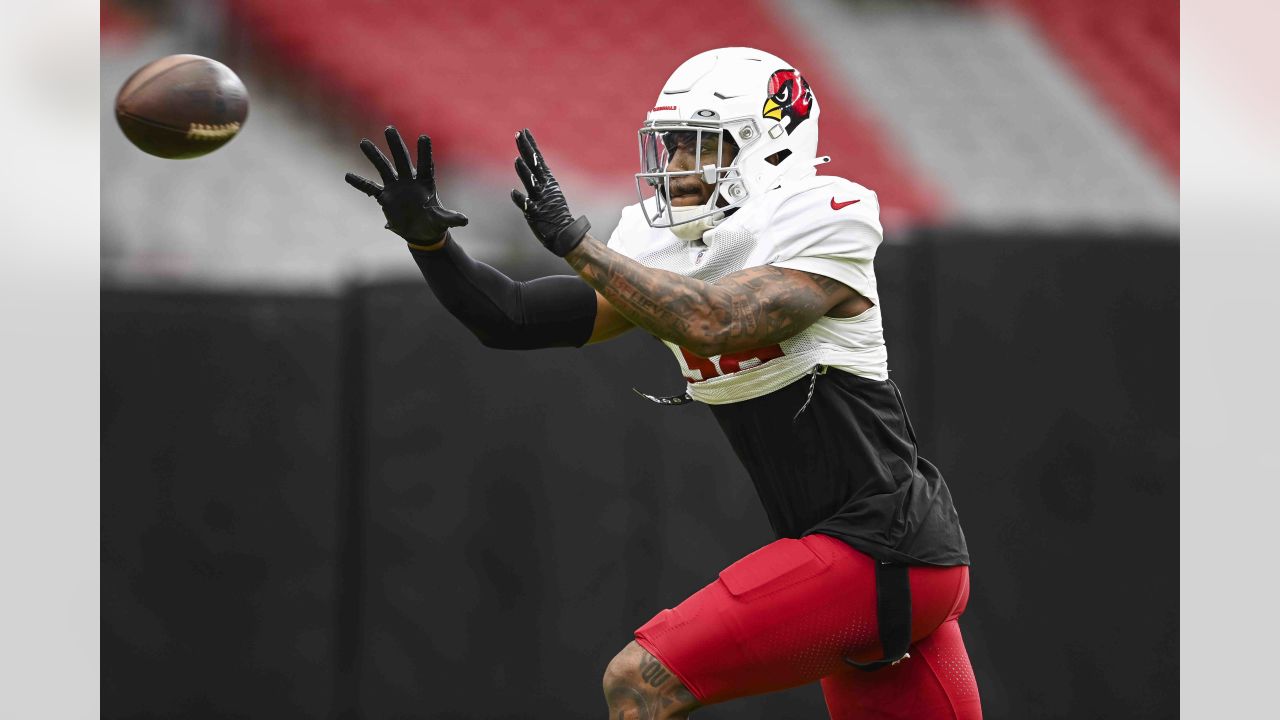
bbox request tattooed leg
[603,641,700,720]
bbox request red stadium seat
[991,0,1178,178]
[223,0,940,223]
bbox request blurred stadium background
[101,1,1178,718]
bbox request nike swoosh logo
[831,197,861,210]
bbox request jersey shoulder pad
[775,176,880,225]
[756,176,883,264]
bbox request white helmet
[636,47,827,240]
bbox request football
[115,54,249,159]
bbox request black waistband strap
[846,561,912,672]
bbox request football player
[345,47,980,720]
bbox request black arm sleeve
[409,236,597,350]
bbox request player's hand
[345,126,469,246]
[510,128,591,257]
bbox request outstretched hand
[345,126,469,246]
[510,128,591,257]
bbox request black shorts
[707,367,969,567]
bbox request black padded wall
[917,233,1179,719]
[101,292,345,719]
[347,283,814,718]
[101,232,1177,719]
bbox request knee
[602,642,647,697]
[602,641,698,717]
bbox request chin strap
[668,205,726,242]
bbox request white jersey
[607,174,889,405]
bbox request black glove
[510,128,590,257]
[345,126,469,245]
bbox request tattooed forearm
[566,235,851,357]
[567,235,707,348]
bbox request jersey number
[680,344,785,383]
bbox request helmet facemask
[635,119,757,241]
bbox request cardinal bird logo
[762,69,814,135]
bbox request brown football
[115,54,249,159]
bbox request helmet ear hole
[765,149,792,166]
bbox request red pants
[634,534,981,719]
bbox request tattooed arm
[567,234,867,357]
[504,128,865,352]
